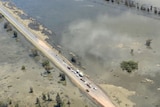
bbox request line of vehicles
[63,61,97,92]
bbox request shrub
[120,60,138,73]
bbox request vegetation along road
[0,4,115,107]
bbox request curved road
[0,4,115,107]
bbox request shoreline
[1,1,52,41]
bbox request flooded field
[3,0,160,106]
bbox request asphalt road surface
[0,4,115,107]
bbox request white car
[93,87,97,90]
[76,69,80,73]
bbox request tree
[71,57,76,63]
[145,39,152,48]
[29,87,33,93]
[125,0,129,6]
[42,60,53,73]
[59,73,66,81]
[4,22,9,29]
[120,60,138,73]
[67,100,71,107]
[56,93,62,107]
[154,7,157,14]
[35,98,40,105]
[150,5,153,11]
[13,31,18,38]
[42,93,46,101]
[21,65,26,70]
[42,60,50,67]
[31,49,39,57]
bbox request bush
[120,60,138,73]
[145,39,152,47]
[42,60,49,67]
[4,22,9,29]
[21,65,26,70]
[31,49,38,57]
[13,31,18,38]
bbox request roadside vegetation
[42,59,53,74]
[145,39,152,49]
[58,73,67,86]
[0,9,91,107]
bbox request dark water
[11,0,117,42]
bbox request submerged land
[0,0,160,107]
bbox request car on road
[67,66,71,70]
[93,87,97,90]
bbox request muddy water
[9,0,160,106]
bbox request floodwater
[9,0,160,106]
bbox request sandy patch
[100,84,136,107]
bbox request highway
[0,4,115,107]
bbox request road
[0,4,115,107]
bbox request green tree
[120,60,138,73]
